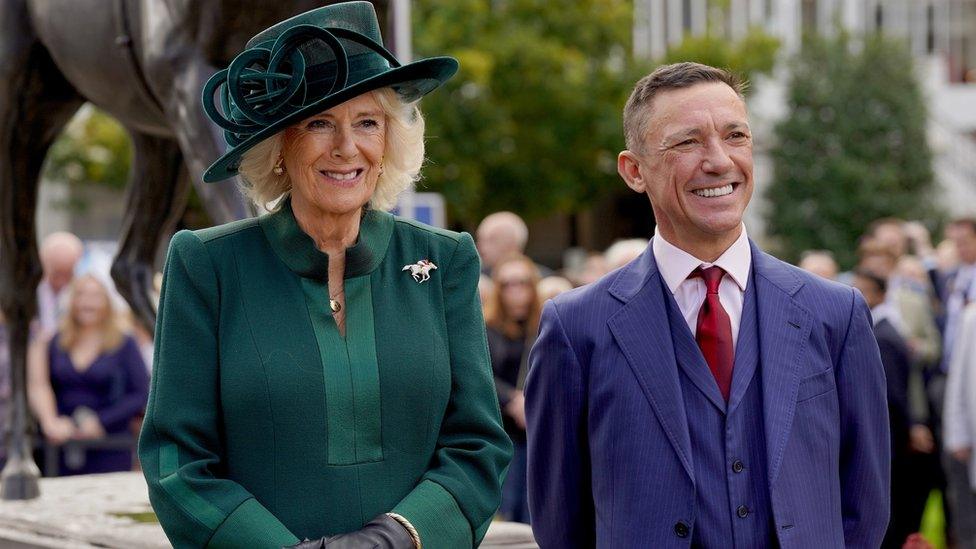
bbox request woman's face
[71,277,110,328]
[496,261,536,321]
[283,92,386,218]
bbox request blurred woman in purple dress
[28,274,149,475]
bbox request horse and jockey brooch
[402,260,437,283]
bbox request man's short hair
[853,268,887,295]
[623,62,747,153]
[857,237,898,262]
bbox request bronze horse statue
[0,0,389,498]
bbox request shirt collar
[259,197,394,280]
[652,224,751,294]
[871,302,897,327]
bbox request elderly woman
[138,3,511,548]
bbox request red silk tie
[690,266,734,401]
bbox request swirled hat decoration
[201,1,458,182]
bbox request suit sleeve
[391,232,513,548]
[877,331,911,446]
[836,290,891,548]
[525,300,595,548]
[138,231,300,549]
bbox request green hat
[201,1,458,182]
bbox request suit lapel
[607,247,695,483]
[752,243,814,486]
[728,272,759,415]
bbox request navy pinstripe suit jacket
[525,239,890,548]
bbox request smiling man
[525,62,890,548]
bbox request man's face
[619,82,753,249]
[948,223,976,265]
[476,224,519,269]
[852,275,884,309]
[873,223,907,258]
[43,255,79,294]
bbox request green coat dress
[138,199,512,549]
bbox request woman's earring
[273,157,285,176]
[378,157,384,175]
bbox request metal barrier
[38,434,137,477]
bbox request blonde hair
[484,254,543,340]
[58,274,125,353]
[238,87,426,212]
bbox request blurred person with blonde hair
[27,273,149,475]
[484,253,542,524]
[37,231,84,335]
[478,273,495,309]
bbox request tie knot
[691,266,725,294]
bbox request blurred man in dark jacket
[853,269,917,548]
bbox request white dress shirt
[652,225,752,350]
[36,280,61,336]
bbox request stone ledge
[0,472,537,548]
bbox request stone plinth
[0,472,537,548]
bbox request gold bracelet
[385,512,422,549]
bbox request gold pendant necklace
[329,298,341,313]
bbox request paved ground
[0,472,537,548]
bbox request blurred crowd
[3,212,976,547]
[475,211,652,525]
[0,231,155,477]
[797,217,976,549]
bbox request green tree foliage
[661,31,780,91]
[767,33,939,267]
[44,106,132,189]
[413,0,779,225]
[413,0,647,224]
[661,0,779,84]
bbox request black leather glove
[283,515,414,549]
[322,514,415,549]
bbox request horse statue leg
[110,131,189,336]
[0,0,83,499]
[165,58,253,224]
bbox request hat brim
[203,56,458,183]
